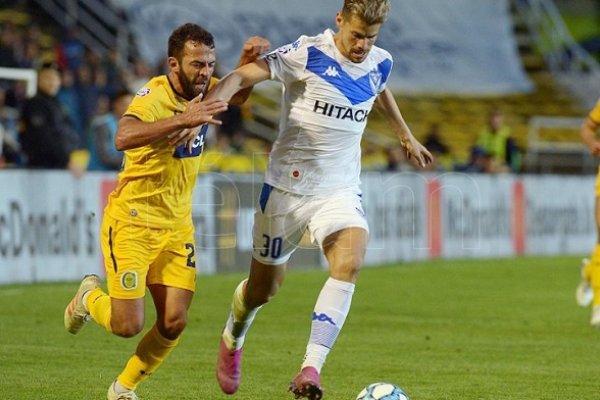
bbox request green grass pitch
[1,256,600,399]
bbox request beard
[178,70,204,100]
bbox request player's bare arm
[178,38,270,151]
[114,96,227,151]
[375,88,433,168]
[581,117,600,156]
[230,36,271,105]
[205,60,271,103]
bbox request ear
[335,12,343,29]
[168,56,179,72]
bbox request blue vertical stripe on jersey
[305,46,392,105]
[259,183,274,213]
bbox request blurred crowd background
[0,0,599,176]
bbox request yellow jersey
[105,75,217,229]
[590,99,600,123]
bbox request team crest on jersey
[120,271,138,290]
[369,69,383,94]
[136,87,151,97]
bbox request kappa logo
[323,66,340,78]
[312,312,336,326]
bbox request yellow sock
[583,259,592,282]
[117,324,179,390]
[590,244,600,306]
[232,279,249,321]
[223,279,261,350]
[86,288,112,333]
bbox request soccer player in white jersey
[205,1,432,398]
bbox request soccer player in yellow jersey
[577,98,600,327]
[63,23,270,399]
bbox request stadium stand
[0,0,598,174]
[240,0,597,174]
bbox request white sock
[301,277,355,373]
[223,279,261,350]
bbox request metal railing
[525,115,596,173]
[512,0,600,109]
[30,0,130,60]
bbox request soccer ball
[355,382,409,400]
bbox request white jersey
[263,29,393,195]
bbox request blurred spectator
[423,123,449,155]
[55,27,85,71]
[20,63,85,176]
[0,86,21,167]
[93,94,111,116]
[118,59,153,94]
[454,146,490,173]
[0,23,19,67]
[5,80,27,109]
[18,40,41,69]
[76,63,101,137]
[386,146,404,171]
[102,48,125,97]
[476,108,521,173]
[219,103,244,137]
[22,24,42,47]
[0,87,19,140]
[422,122,453,171]
[56,68,83,134]
[87,90,132,171]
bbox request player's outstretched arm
[581,116,600,156]
[375,88,433,168]
[115,96,227,151]
[205,60,271,105]
[230,36,271,105]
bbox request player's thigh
[100,215,156,300]
[309,188,369,281]
[147,224,197,294]
[252,184,306,265]
[309,187,369,246]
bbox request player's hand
[181,93,228,129]
[241,36,271,61]
[400,135,434,168]
[588,140,600,156]
[168,127,199,148]
[169,94,227,147]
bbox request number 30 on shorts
[258,234,282,259]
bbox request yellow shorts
[596,170,600,197]
[100,214,197,299]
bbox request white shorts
[252,184,369,265]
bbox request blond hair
[341,0,390,25]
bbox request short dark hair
[168,23,215,61]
